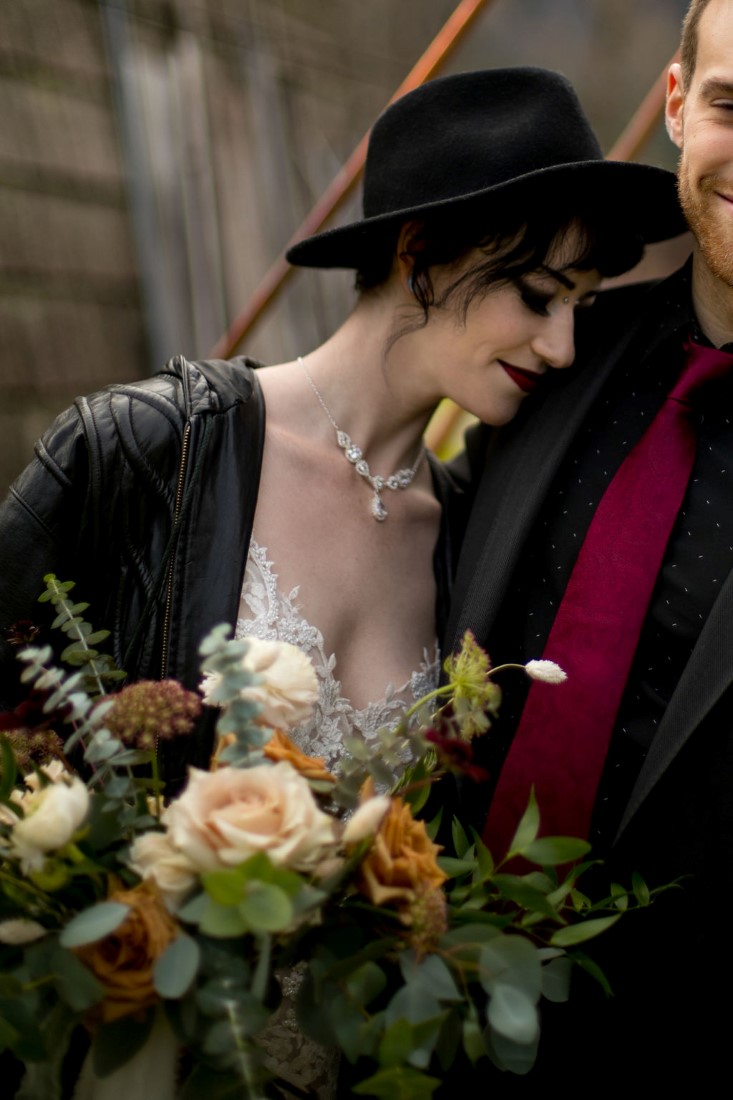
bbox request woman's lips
[499,362,542,393]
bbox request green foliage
[39,574,125,695]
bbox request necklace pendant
[336,431,350,449]
[345,445,362,463]
[371,493,388,522]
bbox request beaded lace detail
[235,539,439,774]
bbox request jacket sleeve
[0,403,94,705]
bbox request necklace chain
[298,356,426,522]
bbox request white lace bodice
[235,539,439,772]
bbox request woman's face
[413,252,601,426]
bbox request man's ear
[666,62,685,149]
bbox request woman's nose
[532,312,576,370]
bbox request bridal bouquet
[0,576,663,1099]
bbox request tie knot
[673,337,733,404]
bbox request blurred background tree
[0,0,687,492]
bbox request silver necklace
[298,356,426,522]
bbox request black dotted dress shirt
[481,281,733,851]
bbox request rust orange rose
[262,730,335,783]
[356,784,447,913]
[75,880,178,1023]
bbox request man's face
[667,0,733,285]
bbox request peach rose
[201,638,318,730]
[128,830,198,910]
[75,880,178,1023]
[163,763,337,874]
[262,730,335,783]
[356,789,447,913]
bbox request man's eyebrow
[540,265,575,289]
[698,77,733,99]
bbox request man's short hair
[681,0,713,87]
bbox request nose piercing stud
[562,296,570,304]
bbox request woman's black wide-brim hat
[286,67,686,270]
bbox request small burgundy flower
[425,728,490,783]
[5,620,42,648]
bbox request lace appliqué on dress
[235,539,439,774]
[235,539,439,1099]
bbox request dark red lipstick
[499,362,542,393]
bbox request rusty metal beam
[607,51,679,161]
[209,0,495,359]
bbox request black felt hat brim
[286,159,687,270]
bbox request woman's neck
[289,292,437,475]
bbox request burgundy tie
[483,338,733,855]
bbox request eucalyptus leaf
[59,902,129,948]
[462,1002,484,1064]
[399,953,461,1003]
[487,982,539,1045]
[386,984,442,1028]
[52,946,104,1010]
[345,961,387,1007]
[199,900,250,939]
[540,955,573,1003]
[240,883,293,932]
[479,935,542,1002]
[202,868,247,907]
[483,1021,539,1075]
[154,934,201,998]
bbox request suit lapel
[618,570,733,839]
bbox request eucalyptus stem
[44,576,106,696]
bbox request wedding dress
[236,539,440,1099]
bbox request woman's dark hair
[355,185,644,327]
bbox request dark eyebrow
[539,264,575,290]
[698,77,733,99]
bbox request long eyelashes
[516,279,552,316]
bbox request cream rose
[163,763,337,873]
[128,830,198,910]
[9,777,90,873]
[201,638,318,730]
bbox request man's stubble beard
[678,156,733,287]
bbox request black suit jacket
[445,263,733,1084]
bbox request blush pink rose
[163,763,337,874]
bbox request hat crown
[363,68,603,219]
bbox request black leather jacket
[0,355,461,787]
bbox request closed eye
[516,279,551,317]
